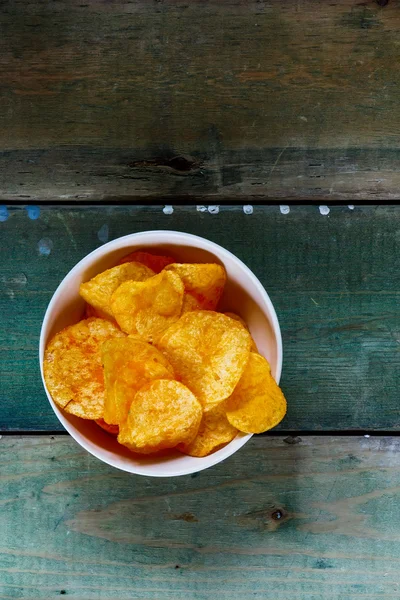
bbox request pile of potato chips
[44,250,287,457]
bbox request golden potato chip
[179,403,238,457]
[102,337,175,425]
[84,302,110,321]
[118,379,202,454]
[80,262,154,319]
[224,312,247,328]
[119,250,175,273]
[181,291,202,313]
[95,419,119,436]
[157,311,251,411]
[110,270,184,342]
[224,312,258,352]
[226,352,287,434]
[165,263,226,311]
[43,318,125,419]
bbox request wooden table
[2,2,400,598]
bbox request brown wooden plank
[1,0,400,201]
[1,435,400,599]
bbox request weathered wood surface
[1,0,400,201]
[1,435,400,599]
[1,204,399,432]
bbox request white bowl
[39,231,282,477]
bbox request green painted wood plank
[1,435,400,599]
[1,0,400,201]
[0,204,399,432]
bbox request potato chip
[44,318,125,419]
[165,263,226,311]
[157,311,251,411]
[226,352,287,434]
[224,312,247,328]
[84,302,110,320]
[95,419,119,436]
[102,337,174,425]
[224,312,258,352]
[119,250,175,273]
[181,291,202,313]
[179,403,238,457]
[111,270,184,342]
[80,262,154,319]
[118,379,202,454]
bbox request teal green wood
[1,435,400,598]
[0,205,399,431]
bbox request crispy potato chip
[181,291,205,313]
[224,312,258,352]
[118,380,202,454]
[119,250,175,273]
[43,318,125,419]
[165,263,226,311]
[95,419,119,436]
[102,337,175,425]
[80,262,154,319]
[179,403,238,457]
[157,311,251,411]
[111,270,184,342]
[226,352,287,434]
[224,312,248,328]
[84,302,110,321]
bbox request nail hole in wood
[271,509,283,521]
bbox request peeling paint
[26,206,40,220]
[97,224,109,244]
[319,205,330,216]
[208,205,219,214]
[38,238,53,256]
[0,206,9,222]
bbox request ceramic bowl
[39,231,282,477]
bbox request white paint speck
[8,273,27,287]
[38,238,53,256]
[364,434,370,438]
[1,273,27,300]
[319,205,330,216]
[280,205,290,215]
[97,224,109,244]
[196,205,207,213]
[0,206,9,222]
[0,273,28,290]
[348,205,355,210]
[299,116,308,122]
[208,205,219,214]
[243,205,253,215]
[163,205,174,215]
[26,205,40,220]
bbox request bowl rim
[39,230,283,476]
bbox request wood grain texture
[1,204,399,432]
[1,0,400,201]
[1,435,400,599]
